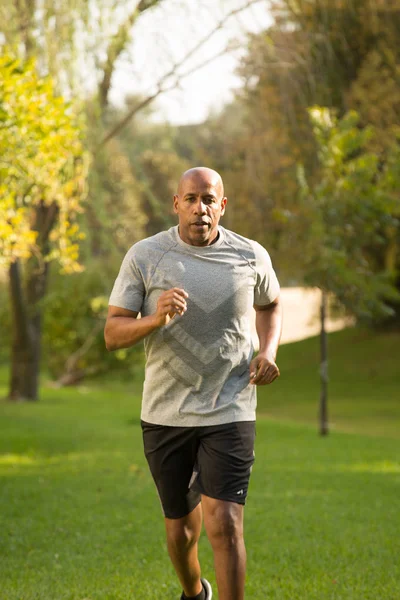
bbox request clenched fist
[249,353,280,385]
[154,287,189,327]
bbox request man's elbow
[104,323,117,352]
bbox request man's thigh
[141,421,201,519]
[193,421,256,504]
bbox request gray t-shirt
[109,225,280,426]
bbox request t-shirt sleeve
[108,248,145,312]
[253,241,280,306]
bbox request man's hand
[249,353,280,385]
[155,287,188,327]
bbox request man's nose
[194,199,207,213]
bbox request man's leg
[165,503,204,598]
[202,495,246,600]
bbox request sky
[109,0,272,125]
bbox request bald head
[177,167,224,198]
[173,166,227,246]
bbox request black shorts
[141,420,256,519]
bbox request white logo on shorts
[236,489,244,495]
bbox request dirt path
[251,287,353,347]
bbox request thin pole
[319,288,329,435]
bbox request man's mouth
[192,221,209,227]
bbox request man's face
[173,172,227,246]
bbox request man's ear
[220,197,228,215]
[173,194,179,214]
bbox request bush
[0,260,145,385]
[42,260,145,384]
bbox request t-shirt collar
[172,225,225,250]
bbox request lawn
[0,327,399,599]
[258,326,400,439]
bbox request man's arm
[249,295,283,385]
[104,287,188,351]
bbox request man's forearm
[105,314,161,351]
[255,301,283,359]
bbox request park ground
[0,327,399,600]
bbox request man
[105,167,282,600]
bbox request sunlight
[0,450,126,468]
[338,461,400,474]
[0,453,36,466]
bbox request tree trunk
[384,225,398,273]
[8,201,57,401]
[319,288,329,436]
[8,260,38,400]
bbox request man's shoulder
[125,228,177,262]
[222,227,269,258]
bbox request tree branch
[136,0,162,11]
[99,0,164,108]
[98,0,264,148]
[14,0,36,57]
[64,320,104,374]
[52,320,105,387]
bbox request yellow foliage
[0,51,90,272]
[90,296,109,314]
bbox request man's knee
[165,517,200,552]
[203,499,244,549]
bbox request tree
[0,0,265,395]
[0,0,265,143]
[1,0,267,258]
[197,0,400,284]
[0,0,163,105]
[0,52,89,400]
[297,106,400,433]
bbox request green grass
[258,327,400,438]
[0,327,399,599]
